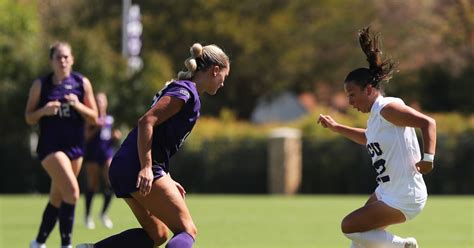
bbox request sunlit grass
[0,195,472,247]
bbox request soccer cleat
[100,214,113,229]
[29,240,46,248]
[85,216,96,229]
[76,244,94,248]
[61,246,73,248]
[405,237,419,248]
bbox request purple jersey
[36,72,86,161]
[109,80,200,198]
[84,115,115,164]
[149,80,201,167]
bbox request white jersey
[365,96,427,205]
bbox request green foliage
[169,108,474,194]
[417,64,474,113]
[0,0,43,193]
[0,0,472,194]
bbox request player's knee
[153,228,168,246]
[153,228,168,245]
[341,216,354,233]
[185,223,197,239]
[141,222,169,246]
[63,186,80,203]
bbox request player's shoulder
[383,96,405,105]
[71,71,84,80]
[169,80,198,96]
[36,72,53,85]
[31,73,52,92]
[377,96,405,111]
[172,80,195,90]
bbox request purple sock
[85,190,94,217]
[58,202,75,246]
[101,189,113,215]
[36,202,59,243]
[95,228,154,248]
[165,232,194,248]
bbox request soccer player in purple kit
[77,42,230,248]
[83,92,122,230]
[25,42,98,248]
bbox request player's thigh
[364,193,378,206]
[363,193,389,230]
[341,200,406,233]
[71,157,83,177]
[42,152,80,202]
[131,174,196,237]
[124,197,169,245]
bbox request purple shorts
[37,145,84,162]
[109,143,166,198]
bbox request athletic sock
[165,232,194,248]
[344,230,407,247]
[349,241,363,248]
[58,202,75,246]
[36,202,59,243]
[101,188,113,215]
[95,228,154,248]
[85,190,94,218]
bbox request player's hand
[64,93,79,107]
[317,114,338,131]
[96,116,106,126]
[174,181,187,199]
[113,129,123,140]
[136,167,154,196]
[42,100,61,116]
[415,161,433,174]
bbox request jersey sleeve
[163,85,192,103]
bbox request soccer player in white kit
[317,27,437,248]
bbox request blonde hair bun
[184,58,197,72]
[190,43,203,58]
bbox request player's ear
[212,65,219,76]
[365,84,374,96]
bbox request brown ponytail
[358,27,397,86]
[345,27,397,89]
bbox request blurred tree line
[0,0,472,192]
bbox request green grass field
[0,195,472,247]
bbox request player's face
[344,82,371,113]
[51,46,74,75]
[207,63,230,95]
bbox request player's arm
[65,77,98,125]
[381,102,437,174]
[317,114,367,145]
[136,96,185,195]
[25,79,61,125]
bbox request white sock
[350,241,365,248]
[344,229,407,248]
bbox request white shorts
[375,188,426,220]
